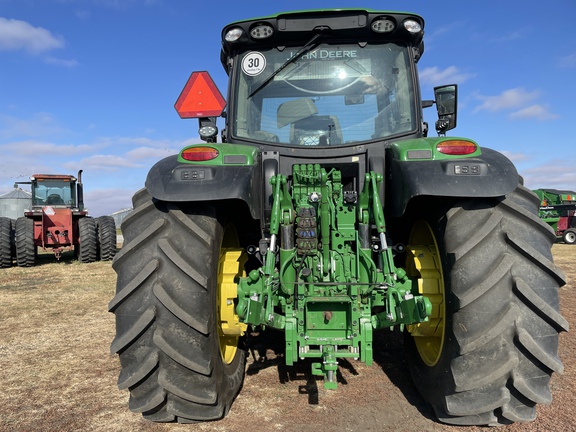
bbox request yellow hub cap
[406,220,446,367]
[217,232,248,364]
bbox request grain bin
[0,187,31,219]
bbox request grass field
[0,245,574,432]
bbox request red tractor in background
[0,170,117,267]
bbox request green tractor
[109,9,568,426]
[533,188,576,244]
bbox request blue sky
[1,0,575,216]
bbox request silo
[111,208,133,228]
[0,187,32,219]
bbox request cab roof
[32,174,76,181]
[220,8,425,69]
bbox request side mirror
[434,84,457,135]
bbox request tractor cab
[31,175,76,207]
[26,171,85,212]
[177,10,457,143]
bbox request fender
[145,154,262,219]
[387,147,519,217]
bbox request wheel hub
[406,220,446,367]
[217,247,248,364]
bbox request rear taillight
[180,146,219,161]
[436,140,477,155]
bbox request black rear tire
[15,217,36,267]
[0,217,14,268]
[404,185,568,426]
[96,215,117,260]
[109,190,245,423]
[78,217,98,263]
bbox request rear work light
[181,146,219,161]
[436,140,478,155]
[371,17,395,33]
[225,27,243,42]
[250,23,274,39]
[403,19,422,34]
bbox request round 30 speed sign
[241,52,266,76]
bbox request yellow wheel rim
[216,226,248,364]
[406,220,446,367]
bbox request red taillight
[436,140,477,155]
[180,146,219,161]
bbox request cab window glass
[233,43,416,146]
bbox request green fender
[387,147,519,217]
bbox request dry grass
[0,245,574,432]
[0,253,132,432]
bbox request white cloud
[92,0,161,8]
[0,112,69,138]
[0,127,190,214]
[419,66,474,86]
[559,53,576,68]
[113,136,189,159]
[474,88,540,112]
[427,25,455,40]
[44,57,79,67]
[64,154,146,171]
[1,139,93,156]
[83,188,135,217]
[473,88,558,120]
[116,136,164,146]
[520,161,576,192]
[75,10,91,19]
[56,0,161,8]
[0,17,64,54]
[125,146,179,160]
[509,104,559,121]
[490,29,525,43]
[500,151,530,163]
[0,161,52,186]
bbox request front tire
[109,190,245,423]
[15,217,36,267]
[405,185,568,426]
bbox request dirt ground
[0,244,574,432]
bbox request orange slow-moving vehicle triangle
[174,71,226,118]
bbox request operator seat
[252,130,279,143]
[291,115,342,146]
[46,194,65,205]
[277,98,342,145]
